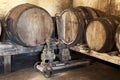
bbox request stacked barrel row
[0,3,120,53]
[56,6,120,53]
[56,6,105,46]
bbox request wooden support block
[4,55,11,73]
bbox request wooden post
[4,55,11,73]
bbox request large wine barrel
[86,17,120,52]
[0,21,2,36]
[57,6,105,46]
[5,3,54,46]
[115,24,120,51]
[76,6,106,24]
[0,19,6,41]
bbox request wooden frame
[0,42,43,73]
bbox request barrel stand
[0,42,43,73]
[34,39,90,78]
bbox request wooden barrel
[57,8,84,46]
[57,6,105,46]
[76,6,106,24]
[76,7,97,25]
[0,19,6,41]
[0,21,2,36]
[92,8,107,17]
[115,18,120,51]
[5,3,54,46]
[86,17,120,52]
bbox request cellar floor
[0,62,120,80]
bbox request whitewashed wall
[73,0,111,14]
[0,0,38,17]
[0,0,72,17]
[109,0,120,16]
[73,0,120,16]
[38,0,72,16]
[0,0,120,17]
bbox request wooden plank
[0,43,43,56]
[70,45,120,65]
[0,43,44,73]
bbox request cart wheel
[34,61,41,71]
[44,70,52,78]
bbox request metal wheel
[34,61,41,71]
[44,70,52,78]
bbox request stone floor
[0,62,120,80]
